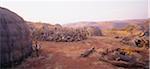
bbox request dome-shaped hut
[86,26,103,36]
[0,7,33,67]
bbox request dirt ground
[13,36,135,69]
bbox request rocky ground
[11,36,147,69]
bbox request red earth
[14,36,138,69]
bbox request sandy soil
[13,36,130,69]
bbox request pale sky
[0,0,149,24]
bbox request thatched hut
[86,26,103,36]
[0,7,33,67]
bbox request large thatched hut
[0,7,33,67]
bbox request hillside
[63,19,148,30]
[8,19,148,69]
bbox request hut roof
[0,7,32,67]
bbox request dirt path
[14,36,127,69]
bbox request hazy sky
[0,0,149,24]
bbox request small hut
[0,7,33,67]
[86,26,103,36]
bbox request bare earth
[14,36,130,69]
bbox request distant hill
[26,19,149,31]
[26,21,62,30]
[62,19,148,30]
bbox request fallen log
[98,48,149,69]
[80,47,95,57]
[99,56,146,68]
